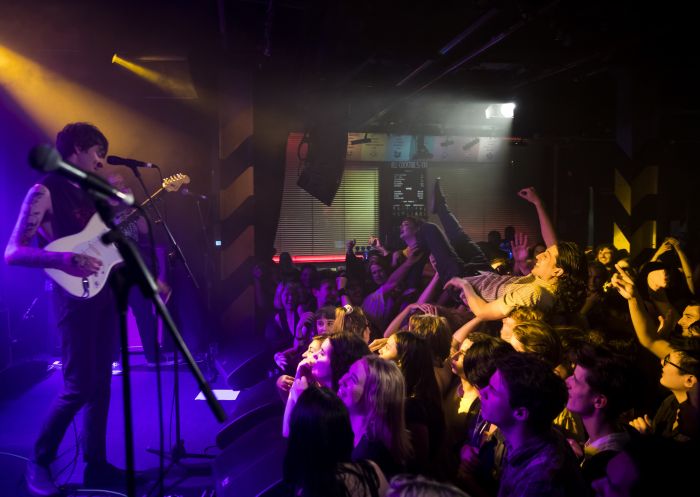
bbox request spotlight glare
[485,102,516,119]
[500,103,516,118]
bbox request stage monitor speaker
[296,124,348,206]
[213,415,286,497]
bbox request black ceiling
[2,0,699,139]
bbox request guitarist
[4,123,125,495]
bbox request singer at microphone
[107,155,158,169]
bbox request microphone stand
[91,194,226,497]
[128,167,215,482]
[132,166,200,290]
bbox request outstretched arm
[445,278,510,321]
[610,263,672,359]
[378,248,425,295]
[518,187,558,247]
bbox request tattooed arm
[4,184,101,277]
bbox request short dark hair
[669,337,700,376]
[463,333,515,389]
[572,344,636,419]
[56,122,108,159]
[496,353,568,433]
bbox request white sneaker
[25,461,59,497]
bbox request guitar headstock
[162,173,191,192]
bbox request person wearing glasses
[610,263,700,441]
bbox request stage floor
[0,352,232,497]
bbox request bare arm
[517,187,558,247]
[445,278,510,321]
[610,263,672,359]
[452,316,483,344]
[668,238,695,295]
[378,248,424,295]
[4,185,99,276]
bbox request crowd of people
[253,179,700,497]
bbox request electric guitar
[44,173,190,299]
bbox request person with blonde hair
[338,355,413,479]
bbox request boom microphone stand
[92,196,226,497]
[129,169,215,479]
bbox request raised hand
[629,414,652,434]
[511,231,529,262]
[369,337,388,353]
[517,186,542,206]
[444,277,467,292]
[416,303,438,316]
[610,263,638,300]
[346,239,356,253]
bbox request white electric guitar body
[44,173,190,299]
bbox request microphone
[29,145,135,206]
[181,187,208,200]
[106,155,158,169]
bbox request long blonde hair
[358,355,412,465]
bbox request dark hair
[668,336,700,376]
[595,243,616,256]
[327,332,371,391]
[572,344,636,419]
[315,306,337,321]
[284,386,380,497]
[462,333,516,389]
[554,241,588,314]
[495,353,568,433]
[393,332,441,407]
[56,122,108,159]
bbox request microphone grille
[28,144,62,172]
[106,155,122,165]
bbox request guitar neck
[119,187,166,225]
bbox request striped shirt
[464,271,557,314]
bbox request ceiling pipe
[396,7,500,88]
[360,1,560,127]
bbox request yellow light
[111,54,197,99]
[0,44,188,160]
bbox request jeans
[419,205,492,281]
[35,286,118,465]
